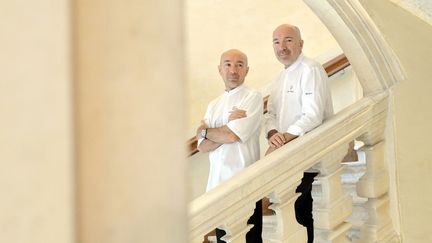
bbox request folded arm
[196,109,246,153]
[197,139,222,153]
[206,125,240,144]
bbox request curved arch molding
[304,0,405,96]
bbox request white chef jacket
[198,85,263,191]
[265,54,334,136]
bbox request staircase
[189,92,400,243]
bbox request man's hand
[196,120,208,140]
[267,129,278,140]
[228,107,247,121]
[266,131,299,155]
[268,132,286,148]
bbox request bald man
[196,49,263,243]
[265,24,334,242]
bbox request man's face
[218,50,249,91]
[272,25,304,68]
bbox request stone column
[74,0,187,243]
[0,0,73,242]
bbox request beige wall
[361,0,432,241]
[0,0,74,242]
[185,0,340,131]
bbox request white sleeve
[227,92,263,142]
[287,65,329,136]
[264,81,279,134]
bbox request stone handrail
[189,91,392,242]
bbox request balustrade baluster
[313,143,353,243]
[355,141,398,242]
[217,203,256,243]
[190,202,258,243]
[268,172,307,243]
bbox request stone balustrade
[189,92,398,243]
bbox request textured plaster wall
[361,0,432,242]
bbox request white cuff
[266,124,277,134]
[287,125,304,136]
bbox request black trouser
[216,200,263,243]
[295,172,318,243]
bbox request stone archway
[304,0,405,96]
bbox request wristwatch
[200,128,207,139]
